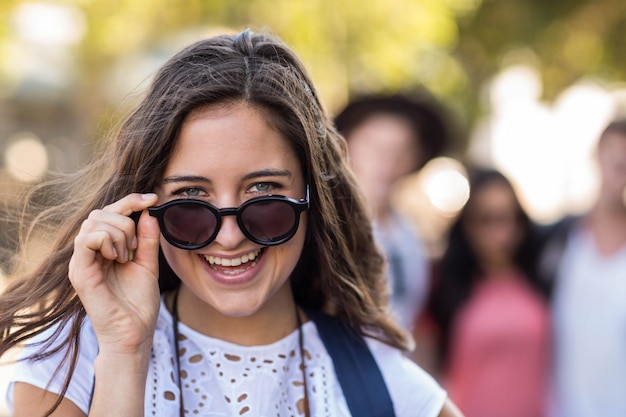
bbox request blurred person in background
[539,119,626,417]
[334,93,450,333]
[428,167,551,417]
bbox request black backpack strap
[306,309,396,417]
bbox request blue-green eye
[252,182,273,193]
[181,187,202,197]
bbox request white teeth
[204,250,260,267]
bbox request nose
[213,212,246,249]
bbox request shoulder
[366,338,447,417]
[15,315,99,371]
[535,215,583,295]
[304,311,447,417]
[538,215,581,245]
[7,317,99,415]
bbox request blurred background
[1,0,626,414]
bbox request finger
[69,193,160,284]
[87,193,159,253]
[75,229,120,262]
[131,210,161,276]
[102,193,159,218]
[81,214,135,262]
[69,230,117,294]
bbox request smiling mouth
[201,249,263,275]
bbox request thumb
[132,210,161,275]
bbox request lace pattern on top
[146,306,349,417]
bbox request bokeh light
[12,2,86,46]
[469,64,616,223]
[420,157,470,216]
[4,132,49,183]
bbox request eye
[250,182,275,193]
[174,187,205,197]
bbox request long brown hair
[1,29,409,414]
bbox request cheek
[276,217,307,274]
[290,217,307,259]
[349,148,376,177]
[159,239,191,277]
[394,151,419,177]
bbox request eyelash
[172,187,205,198]
[171,182,283,198]
[250,182,280,194]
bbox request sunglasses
[148,186,309,250]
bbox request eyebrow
[242,169,292,180]
[161,175,209,184]
[161,169,292,184]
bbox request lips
[201,249,263,275]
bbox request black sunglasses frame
[148,185,310,250]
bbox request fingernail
[142,193,157,200]
[131,236,138,249]
[128,249,135,262]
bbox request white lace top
[7,298,446,416]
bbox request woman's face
[463,181,523,268]
[347,114,420,209]
[155,102,307,319]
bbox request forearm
[89,349,151,417]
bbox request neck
[372,201,394,224]
[591,197,626,222]
[480,258,516,277]
[168,286,310,417]
[168,285,299,346]
[585,203,626,254]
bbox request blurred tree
[0,0,468,149]
[0,0,625,154]
[455,0,626,123]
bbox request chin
[209,297,266,318]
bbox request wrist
[94,346,152,377]
[90,350,151,417]
[95,326,156,357]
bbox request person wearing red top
[429,168,551,417]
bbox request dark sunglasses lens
[241,200,297,243]
[163,204,217,247]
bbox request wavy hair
[428,167,545,363]
[0,30,408,415]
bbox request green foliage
[457,0,626,97]
[1,0,626,152]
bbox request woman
[429,168,551,417]
[1,31,462,417]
